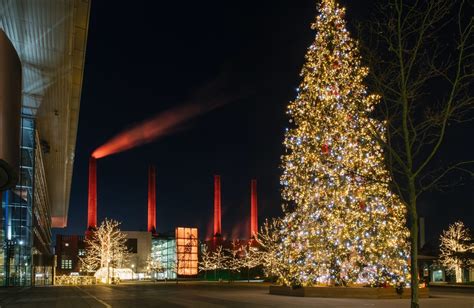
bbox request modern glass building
[0,0,91,286]
[1,118,35,286]
[151,235,177,280]
[150,227,199,280]
[175,227,198,276]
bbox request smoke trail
[92,75,240,159]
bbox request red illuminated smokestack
[213,175,221,237]
[147,165,157,234]
[87,156,97,230]
[250,179,258,238]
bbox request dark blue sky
[55,0,473,244]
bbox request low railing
[54,275,96,286]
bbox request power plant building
[80,162,200,280]
[53,171,261,282]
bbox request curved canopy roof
[0,0,91,227]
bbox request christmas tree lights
[278,0,410,287]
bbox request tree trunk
[455,265,462,283]
[247,266,250,283]
[408,181,419,308]
[107,263,110,284]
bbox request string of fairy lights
[277,0,410,287]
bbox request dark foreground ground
[0,281,472,308]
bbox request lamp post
[4,239,15,286]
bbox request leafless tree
[80,218,129,284]
[198,243,214,280]
[256,218,283,282]
[210,245,228,281]
[170,253,187,284]
[225,241,243,282]
[361,1,473,306]
[170,259,179,284]
[240,244,261,283]
[439,221,473,282]
[145,255,164,280]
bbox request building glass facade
[1,117,34,286]
[175,227,198,276]
[32,129,53,285]
[151,236,176,280]
[1,0,91,287]
[0,117,53,286]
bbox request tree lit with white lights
[278,0,410,287]
[440,221,473,283]
[80,218,129,283]
[257,218,287,280]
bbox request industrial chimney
[213,175,222,237]
[147,165,157,234]
[87,156,97,231]
[250,179,258,238]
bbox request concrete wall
[123,231,151,273]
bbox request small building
[122,231,152,277]
[55,235,86,276]
[55,226,199,280]
[175,227,198,276]
[417,218,474,284]
[151,227,199,279]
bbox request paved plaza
[0,282,473,308]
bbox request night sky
[55,0,473,244]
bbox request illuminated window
[151,237,176,280]
[61,259,72,269]
[126,239,138,253]
[432,270,444,282]
[175,227,198,276]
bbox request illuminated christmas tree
[278,0,410,287]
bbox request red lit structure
[147,165,157,233]
[213,175,221,237]
[87,156,97,231]
[250,179,258,238]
